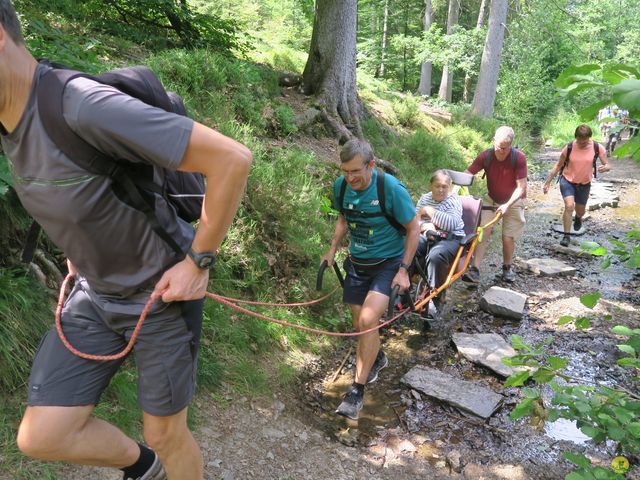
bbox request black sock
[352,382,365,395]
[121,443,155,479]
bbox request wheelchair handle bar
[316,260,344,291]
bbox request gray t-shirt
[1,64,195,309]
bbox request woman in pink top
[543,124,610,246]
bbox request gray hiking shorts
[27,280,203,416]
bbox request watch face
[200,256,214,268]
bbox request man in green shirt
[322,139,419,420]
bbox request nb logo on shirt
[371,200,379,206]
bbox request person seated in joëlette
[414,169,465,319]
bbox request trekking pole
[316,260,344,291]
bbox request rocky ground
[62,149,640,480]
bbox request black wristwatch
[187,248,216,270]
[399,262,411,271]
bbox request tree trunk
[417,0,433,96]
[463,0,488,102]
[472,0,508,117]
[377,0,389,78]
[437,0,460,102]
[302,0,363,141]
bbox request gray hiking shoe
[462,266,480,284]
[573,216,582,231]
[502,264,516,283]
[366,350,389,384]
[336,384,364,420]
[125,452,166,480]
[560,235,570,247]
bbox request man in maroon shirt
[463,126,527,283]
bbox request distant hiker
[414,169,465,320]
[462,126,528,284]
[543,124,610,247]
[0,1,252,479]
[321,139,419,420]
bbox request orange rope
[55,212,502,360]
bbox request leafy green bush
[0,269,52,391]
[392,94,420,128]
[541,110,602,147]
[272,102,298,137]
[450,105,499,141]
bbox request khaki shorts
[480,197,526,239]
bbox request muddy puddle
[298,151,640,479]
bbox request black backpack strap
[36,67,184,257]
[510,147,518,169]
[21,220,42,264]
[337,177,347,215]
[593,141,600,178]
[481,148,494,179]
[558,142,573,182]
[376,171,405,234]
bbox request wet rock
[464,462,531,479]
[401,366,503,419]
[480,287,527,320]
[452,333,517,377]
[524,258,577,277]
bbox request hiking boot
[124,452,166,480]
[336,384,364,420]
[366,350,389,384]
[560,235,570,247]
[462,266,480,284]
[573,216,582,231]
[502,264,516,283]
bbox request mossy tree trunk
[302,0,363,142]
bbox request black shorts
[27,281,203,416]
[343,255,403,305]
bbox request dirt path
[63,149,640,480]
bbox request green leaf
[578,99,611,121]
[627,422,640,437]
[617,344,636,356]
[548,356,569,370]
[563,451,591,468]
[612,79,640,113]
[509,397,535,420]
[533,367,555,383]
[505,370,531,387]
[511,335,529,351]
[580,292,601,309]
[523,387,540,399]
[606,426,626,441]
[612,326,635,336]
[555,64,601,88]
[601,257,612,269]
[580,424,603,440]
[575,317,591,330]
[612,407,636,424]
[564,473,586,480]
[627,252,640,268]
[558,315,575,325]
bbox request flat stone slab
[480,286,527,320]
[401,366,503,418]
[550,243,595,257]
[524,258,577,276]
[452,333,517,377]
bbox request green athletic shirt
[332,169,415,259]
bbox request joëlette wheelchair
[389,170,483,329]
